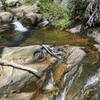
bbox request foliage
[62,0,87,18]
[38,0,88,29]
[38,0,71,29]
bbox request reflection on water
[0,27,94,47]
[8,31,32,47]
[22,29,90,46]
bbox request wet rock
[54,63,68,82]
[53,46,86,100]
[0,12,13,23]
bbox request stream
[0,21,100,100]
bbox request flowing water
[0,21,100,99]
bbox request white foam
[13,21,28,32]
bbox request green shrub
[24,0,87,29]
[65,0,87,18]
[38,0,71,29]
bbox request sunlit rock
[11,5,42,26]
[64,45,86,67]
[0,45,57,96]
[0,12,13,23]
[0,45,87,100]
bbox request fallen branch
[0,59,40,78]
[41,45,62,59]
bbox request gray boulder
[65,45,86,67]
[11,5,42,25]
[0,12,13,23]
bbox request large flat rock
[0,45,86,100]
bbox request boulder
[0,45,57,96]
[64,45,86,67]
[0,45,86,100]
[0,12,13,23]
[5,0,22,7]
[22,13,41,26]
[11,5,40,15]
[11,5,42,26]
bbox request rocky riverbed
[0,44,99,100]
[0,0,42,33]
[0,0,100,100]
